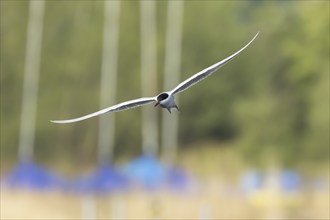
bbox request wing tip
[253,31,260,40]
[243,31,260,50]
[50,120,62,124]
[50,119,72,124]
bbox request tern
[51,32,259,124]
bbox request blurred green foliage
[1,1,328,168]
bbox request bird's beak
[154,102,159,107]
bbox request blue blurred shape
[166,167,190,191]
[280,170,301,192]
[241,170,264,194]
[123,155,166,190]
[123,155,191,191]
[70,163,129,194]
[1,161,66,190]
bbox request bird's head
[154,93,169,107]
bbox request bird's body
[155,92,179,113]
[51,32,259,124]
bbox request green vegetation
[1,1,328,170]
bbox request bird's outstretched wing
[50,97,157,124]
[170,32,259,95]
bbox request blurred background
[1,1,329,219]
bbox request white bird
[51,32,259,124]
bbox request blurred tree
[1,1,29,165]
[233,1,329,168]
[1,1,328,169]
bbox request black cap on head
[157,93,169,102]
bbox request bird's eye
[157,93,169,101]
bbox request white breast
[160,94,176,108]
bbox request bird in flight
[51,32,259,124]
